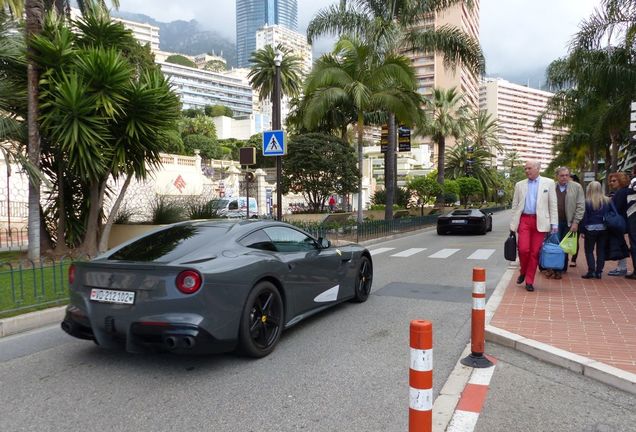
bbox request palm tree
[247,44,302,103]
[444,143,497,198]
[303,36,423,222]
[421,87,470,204]
[307,0,484,218]
[32,8,179,255]
[1,0,120,259]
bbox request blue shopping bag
[540,233,566,270]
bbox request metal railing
[0,257,75,318]
[0,227,28,250]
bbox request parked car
[437,209,493,235]
[61,220,373,357]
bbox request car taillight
[68,264,76,285]
[176,270,202,294]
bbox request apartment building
[159,62,253,117]
[255,24,312,75]
[404,1,481,162]
[111,16,160,51]
[480,77,559,169]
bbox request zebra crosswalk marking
[370,247,395,256]
[467,249,496,260]
[390,248,427,257]
[428,248,460,259]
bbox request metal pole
[273,58,282,221]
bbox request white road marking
[468,365,496,385]
[428,248,460,259]
[467,249,496,260]
[369,247,395,256]
[447,410,480,432]
[390,248,427,257]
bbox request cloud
[117,0,602,75]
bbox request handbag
[504,231,517,261]
[540,233,566,270]
[559,231,578,255]
[604,201,627,234]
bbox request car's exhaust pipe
[182,336,196,349]
[165,336,178,350]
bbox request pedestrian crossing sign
[263,130,285,156]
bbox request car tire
[238,281,284,358]
[437,227,445,235]
[487,219,493,232]
[351,256,373,303]
[479,223,487,235]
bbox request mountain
[112,11,237,67]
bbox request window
[264,227,317,252]
[228,200,239,210]
[240,230,276,251]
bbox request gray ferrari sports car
[61,220,373,357]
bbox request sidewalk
[487,258,636,393]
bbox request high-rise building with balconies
[236,0,298,68]
[480,77,559,170]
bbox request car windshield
[210,199,229,210]
[452,210,473,216]
[108,225,228,263]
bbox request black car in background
[437,209,493,235]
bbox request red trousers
[517,214,546,285]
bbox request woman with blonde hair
[580,181,610,279]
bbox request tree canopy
[280,133,360,212]
[165,54,196,68]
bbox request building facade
[159,62,253,117]
[404,1,481,163]
[255,24,312,75]
[111,16,160,51]
[236,0,298,68]
[480,77,559,169]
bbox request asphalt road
[5,211,618,432]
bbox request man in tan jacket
[510,161,559,291]
[550,166,585,279]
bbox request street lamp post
[273,50,283,221]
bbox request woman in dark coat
[606,172,630,273]
[580,181,610,278]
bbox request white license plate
[451,219,467,224]
[90,289,135,305]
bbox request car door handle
[288,263,295,270]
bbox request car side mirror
[318,237,330,249]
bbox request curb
[485,325,636,395]
[0,306,66,338]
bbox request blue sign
[263,130,285,156]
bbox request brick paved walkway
[490,258,636,374]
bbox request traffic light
[244,171,255,182]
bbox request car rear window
[452,210,473,216]
[108,225,227,262]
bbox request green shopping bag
[559,231,578,255]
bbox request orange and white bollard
[409,320,433,432]
[461,267,494,368]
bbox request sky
[117,0,602,81]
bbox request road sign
[631,101,636,111]
[631,123,636,132]
[398,125,411,152]
[631,101,636,134]
[263,130,285,156]
[583,171,595,182]
[380,124,389,153]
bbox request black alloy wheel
[239,281,283,358]
[351,256,373,303]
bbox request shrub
[150,196,186,224]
